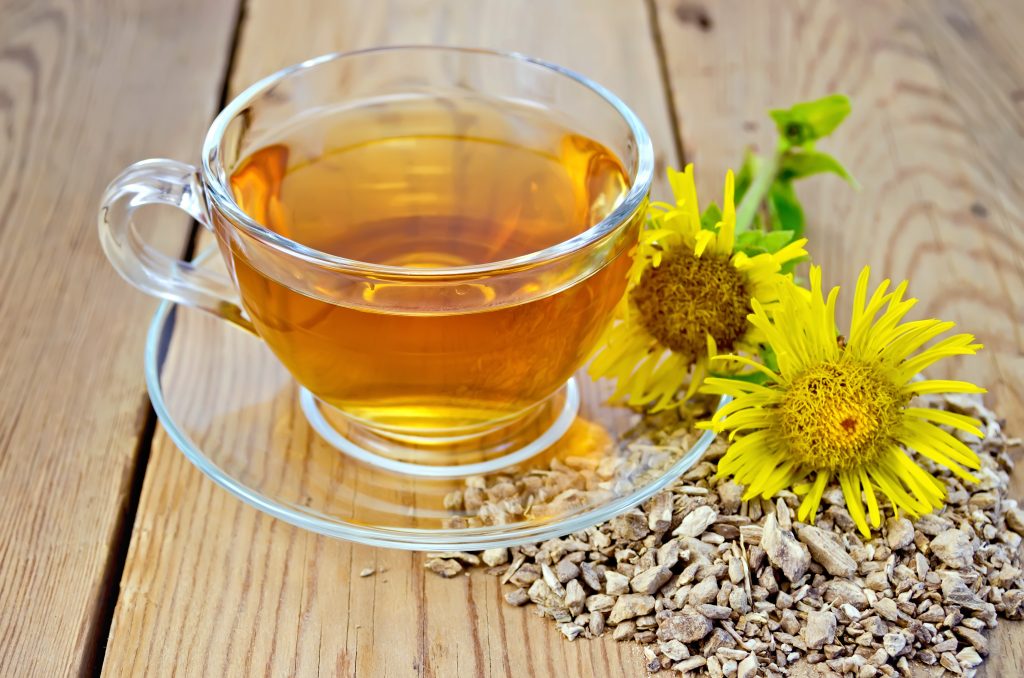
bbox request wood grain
[100,1,679,676]
[654,0,1024,416]
[0,1,240,675]
[653,0,1024,675]
[93,0,1024,676]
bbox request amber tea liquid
[227,100,636,436]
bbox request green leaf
[735,230,765,251]
[760,230,797,251]
[734,149,758,204]
[708,369,771,386]
[769,181,805,238]
[779,150,858,186]
[734,229,797,257]
[700,203,722,231]
[770,94,852,147]
[760,344,780,374]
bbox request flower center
[774,358,907,471]
[631,248,751,359]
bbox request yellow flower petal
[707,263,984,535]
[798,471,831,524]
[859,467,881,528]
[904,379,987,396]
[838,470,870,538]
[591,165,804,406]
[715,170,736,256]
[903,407,983,438]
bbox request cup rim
[201,45,654,278]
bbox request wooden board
[651,0,1024,675]
[653,0,1024,417]
[0,1,240,675]
[99,1,680,676]
[85,0,1024,675]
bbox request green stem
[735,145,781,234]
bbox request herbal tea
[227,101,636,435]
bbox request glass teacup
[99,47,653,471]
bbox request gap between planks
[645,0,689,166]
[86,1,250,674]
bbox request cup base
[148,282,721,549]
[299,378,581,478]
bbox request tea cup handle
[98,159,254,333]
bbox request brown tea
[227,101,636,435]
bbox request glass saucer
[146,252,719,550]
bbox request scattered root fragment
[425,394,1023,677]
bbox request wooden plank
[0,1,241,675]
[912,0,1024,214]
[654,0,1024,416]
[101,1,679,676]
[653,0,1024,675]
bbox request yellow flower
[705,266,986,537]
[589,165,807,410]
